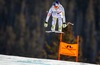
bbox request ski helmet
[53,1,59,9]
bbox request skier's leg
[58,17,62,32]
[51,17,57,31]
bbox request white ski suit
[45,3,66,32]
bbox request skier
[44,1,67,32]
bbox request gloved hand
[62,23,67,28]
[44,22,48,27]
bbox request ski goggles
[54,6,58,9]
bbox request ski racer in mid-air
[44,1,67,32]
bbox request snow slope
[0,54,97,65]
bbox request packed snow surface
[0,54,97,65]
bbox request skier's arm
[60,5,67,28]
[44,7,52,27]
[45,7,52,22]
[61,6,66,23]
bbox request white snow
[0,54,97,65]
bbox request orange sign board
[59,42,78,57]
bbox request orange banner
[59,42,78,57]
